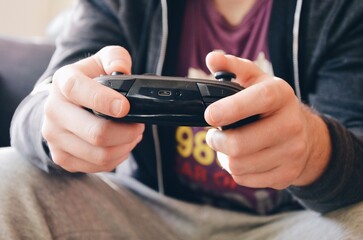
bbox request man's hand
[204,51,332,189]
[42,46,144,173]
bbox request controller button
[158,90,172,97]
[197,83,238,97]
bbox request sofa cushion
[0,36,55,146]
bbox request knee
[0,147,48,198]
[326,201,363,231]
[294,202,363,239]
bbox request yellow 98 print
[176,126,216,166]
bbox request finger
[226,138,303,177]
[51,129,141,169]
[46,137,111,173]
[231,164,302,190]
[52,67,130,118]
[49,146,125,173]
[214,143,306,190]
[205,74,294,127]
[73,46,132,78]
[206,116,293,158]
[227,150,282,177]
[205,51,266,88]
[215,151,277,188]
[52,46,132,117]
[45,95,144,147]
[44,117,142,173]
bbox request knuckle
[227,161,240,175]
[43,98,57,120]
[279,173,294,187]
[260,82,276,109]
[275,168,301,189]
[262,78,294,109]
[278,78,295,98]
[53,65,79,99]
[227,148,238,159]
[60,76,77,98]
[273,182,290,190]
[232,175,253,187]
[230,165,247,177]
[41,123,53,142]
[43,99,52,116]
[48,149,81,173]
[62,166,78,173]
[227,137,242,158]
[103,165,116,173]
[94,149,112,166]
[87,122,108,146]
[285,170,300,185]
[52,154,67,168]
[287,118,304,136]
[90,89,103,111]
[227,156,249,176]
[289,140,307,160]
[41,119,58,144]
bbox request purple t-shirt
[176,0,273,78]
[174,0,293,215]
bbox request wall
[0,0,73,38]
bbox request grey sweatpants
[1,147,363,240]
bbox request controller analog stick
[214,71,236,82]
[111,71,124,75]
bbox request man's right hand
[42,46,145,173]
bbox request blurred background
[0,0,73,38]
[0,1,74,147]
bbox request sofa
[0,36,55,147]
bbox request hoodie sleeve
[288,114,363,213]
[10,87,54,172]
[9,0,129,172]
[288,0,363,213]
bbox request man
[2,0,363,239]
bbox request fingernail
[206,130,231,173]
[111,99,123,116]
[206,128,225,149]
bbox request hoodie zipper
[152,0,169,195]
[152,0,303,195]
[293,0,303,100]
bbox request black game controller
[94,72,258,129]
